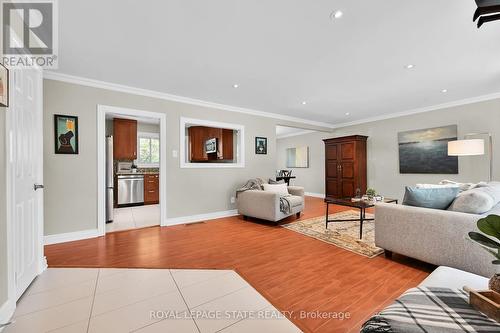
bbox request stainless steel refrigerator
[106,136,114,223]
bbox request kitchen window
[137,132,160,167]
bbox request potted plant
[468,214,500,293]
[366,188,377,200]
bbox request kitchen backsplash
[137,167,159,173]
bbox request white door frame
[96,105,168,235]
[5,67,46,312]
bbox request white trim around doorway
[97,105,168,236]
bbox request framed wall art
[54,114,79,154]
[398,125,458,174]
[255,137,267,154]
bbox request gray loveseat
[237,186,305,222]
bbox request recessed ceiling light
[405,64,415,69]
[232,84,239,88]
[441,89,448,93]
[345,112,350,116]
[330,10,343,20]
[301,101,307,105]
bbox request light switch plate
[172,150,178,158]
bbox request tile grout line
[171,270,233,290]
[14,295,93,320]
[214,303,275,333]
[132,270,207,333]
[89,269,234,319]
[190,285,249,310]
[14,272,101,319]
[24,273,99,297]
[169,269,202,333]
[88,286,180,320]
[86,269,101,333]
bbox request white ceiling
[55,1,500,125]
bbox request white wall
[276,132,325,195]
[43,79,330,236]
[277,98,500,200]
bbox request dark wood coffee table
[325,197,398,239]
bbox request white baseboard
[165,209,239,226]
[305,192,325,198]
[44,210,240,244]
[44,228,101,245]
[0,299,15,332]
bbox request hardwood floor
[45,197,433,333]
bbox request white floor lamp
[448,133,493,181]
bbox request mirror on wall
[286,146,309,168]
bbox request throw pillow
[262,183,289,196]
[448,187,495,214]
[268,179,285,184]
[402,186,460,210]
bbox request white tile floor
[106,204,160,233]
[5,268,302,333]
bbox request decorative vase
[489,273,500,293]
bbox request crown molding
[276,129,316,139]
[331,92,500,129]
[44,71,500,131]
[43,71,335,129]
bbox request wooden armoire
[323,135,368,198]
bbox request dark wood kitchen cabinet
[144,174,159,204]
[113,118,137,160]
[188,126,234,162]
[323,135,367,199]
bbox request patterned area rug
[282,210,384,258]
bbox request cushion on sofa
[448,183,500,214]
[416,183,459,189]
[402,186,459,209]
[475,181,500,202]
[262,183,289,196]
[438,180,478,192]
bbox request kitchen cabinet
[188,126,234,162]
[323,135,367,199]
[113,118,137,160]
[144,174,159,204]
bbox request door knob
[34,184,44,191]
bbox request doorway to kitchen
[97,105,167,235]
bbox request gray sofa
[237,186,305,222]
[375,201,500,278]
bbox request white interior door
[7,67,44,300]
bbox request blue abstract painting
[398,125,458,174]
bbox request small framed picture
[0,63,9,107]
[54,114,79,154]
[255,137,267,154]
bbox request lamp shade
[448,139,485,156]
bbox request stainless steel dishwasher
[117,174,144,206]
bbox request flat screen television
[205,138,217,154]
